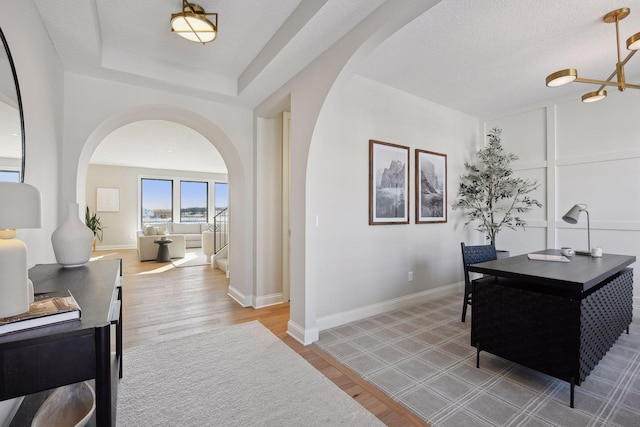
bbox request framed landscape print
[369,140,409,225]
[415,149,447,223]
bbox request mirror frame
[0,26,25,182]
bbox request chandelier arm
[574,77,622,87]
[615,13,623,64]
[591,50,639,91]
[621,49,637,67]
[575,78,640,90]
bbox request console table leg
[570,377,575,408]
[117,286,123,379]
[95,323,113,427]
[476,343,480,368]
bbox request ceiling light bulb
[627,32,640,50]
[546,69,578,87]
[581,90,607,103]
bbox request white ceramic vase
[51,203,94,268]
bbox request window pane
[214,182,228,213]
[181,181,207,223]
[0,170,20,182]
[141,179,173,224]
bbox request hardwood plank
[94,249,429,427]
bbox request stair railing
[213,208,228,255]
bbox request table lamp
[0,182,42,317]
[562,203,591,255]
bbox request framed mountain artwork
[415,149,447,223]
[369,140,409,225]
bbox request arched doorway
[75,105,254,304]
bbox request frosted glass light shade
[170,2,217,44]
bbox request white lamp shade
[0,182,41,229]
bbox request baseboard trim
[227,285,252,307]
[255,293,284,308]
[287,319,319,346]
[316,282,463,332]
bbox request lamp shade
[0,182,41,229]
[627,32,640,50]
[582,90,607,103]
[562,204,586,224]
[546,69,578,87]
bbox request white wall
[254,115,284,307]
[308,75,478,328]
[484,89,640,306]
[0,0,63,266]
[86,164,227,249]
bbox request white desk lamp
[562,203,591,255]
[0,182,42,317]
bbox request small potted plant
[85,207,103,251]
[452,128,542,247]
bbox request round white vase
[51,203,94,268]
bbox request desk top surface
[468,249,636,292]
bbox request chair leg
[461,283,471,322]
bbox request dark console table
[468,250,635,408]
[1,259,123,426]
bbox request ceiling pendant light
[170,0,218,45]
[545,8,640,103]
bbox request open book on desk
[527,253,570,263]
[0,289,81,335]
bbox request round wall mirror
[0,26,25,183]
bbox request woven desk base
[472,268,633,407]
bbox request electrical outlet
[408,271,413,282]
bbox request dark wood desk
[1,260,123,426]
[468,250,635,407]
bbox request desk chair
[460,242,497,322]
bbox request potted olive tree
[452,128,542,247]
[85,207,103,251]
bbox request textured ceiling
[32,0,640,172]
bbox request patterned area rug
[118,321,383,426]
[316,294,640,426]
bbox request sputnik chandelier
[170,0,218,44]
[546,7,640,102]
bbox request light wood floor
[94,248,428,427]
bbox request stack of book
[0,289,81,335]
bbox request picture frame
[415,149,447,223]
[369,140,409,225]
[96,187,120,212]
